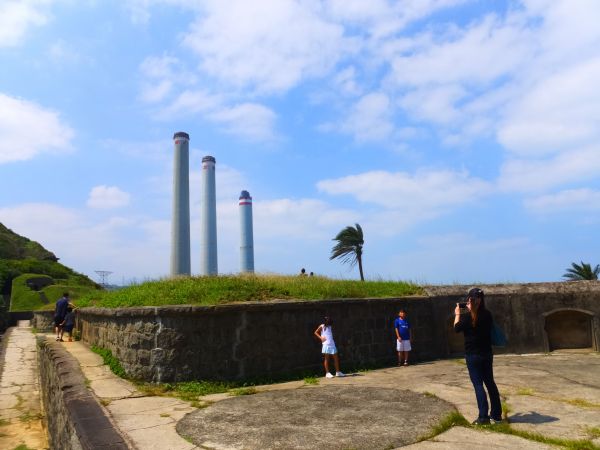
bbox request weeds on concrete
[159,413,170,418]
[90,346,126,378]
[515,387,534,395]
[565,398,600,408]
[487,422,599,450]
[303,376,319,385]
[585,426,600,439]
[136,380,237,402]
[417,411,470,442]
[19,412,43,423]
[230,387,258,396]
[12,445,35,450]
[0,418,9,426]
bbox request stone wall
[74,281,600,383]
[37,337,128,449]
[32,310,55,331]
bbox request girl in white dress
[314,316,345,378]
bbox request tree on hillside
[563,261,599,281]
[330,223,365,281]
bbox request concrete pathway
[0,323,48,450]
[59,339,198,450]
[20,333,599,449]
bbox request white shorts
[322,344,338,355]
[397,339,411,352]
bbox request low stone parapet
[37,337,129,449]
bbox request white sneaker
[335,371,345,377]
[325,373,334,379]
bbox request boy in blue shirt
[394,309,412,366]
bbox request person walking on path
[59,306,76,342]
[454,287,502,425]
[54,292,70,341]
[394,309,412,366]
[314,316,345,378]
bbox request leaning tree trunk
[357,256,364,281]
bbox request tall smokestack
[239,190,254,273]
[170,131,190,276]
[200,155,218,275]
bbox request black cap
[173,131,190,140]
[467,287,484,299]
[202,155,216,163]
[239,190,251,200]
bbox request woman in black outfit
[454,287,502,424]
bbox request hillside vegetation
[77,275,424,308]
[0,222,99,311]
[10,273,97,312]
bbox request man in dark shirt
[54,293,70,341]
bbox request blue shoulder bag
[490,320,507,347]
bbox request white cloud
[524,189,600,214]
[87,186,131,209]
[337,92,394,142]
[209,103,277,142]
[318,168,491,209]
[182,0,348,94]
[0,0,52,47]
[0,93,74,163]
[498,57,600,157]
[498,144,600,193]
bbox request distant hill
[0,222,58,261]
[0,222,100,312]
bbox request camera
[458,302,467,309]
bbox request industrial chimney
[200,155,218,275]
[170,131,190,276]
[239,190,254,273]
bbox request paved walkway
[0,323,48,450]
[2,327,599,449]
[60,339,198,450]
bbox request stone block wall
[37,337,128,449]
[74,281,600,383]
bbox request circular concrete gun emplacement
[177,385,455,449]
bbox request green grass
[585,426,600,439]
[230,387,258,396]
[76,274,423,308]
[136,380,238,402]
[565,398,600,408]
[91,346,127,378]
[303,376,319,385]
[418,411,470,442]
[416,410,599,449]
[515,387,534,396]
[487,422,599,449]
[12,445,35,450]
[9,273,97,312]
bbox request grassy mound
[77,275,424,308]
[10,273,98,312]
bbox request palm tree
[563,261,600,281]
[330,223,365,281]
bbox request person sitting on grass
[314,316,345,378]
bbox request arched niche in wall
[543,309,596,351]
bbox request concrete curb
[37,336,130,449]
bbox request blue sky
[1,0,599,285]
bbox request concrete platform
[3,327,599,449]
